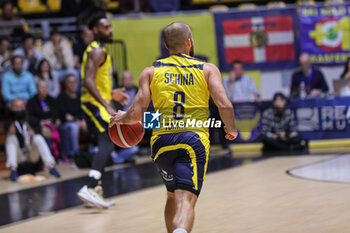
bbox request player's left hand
[112,88,130,106]
[109,110,126,127]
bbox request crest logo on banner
[223,16,295,64]
[309,17,350,52]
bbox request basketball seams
[117,124,131,147]
[126,122,143,141]
[109,122,144,148]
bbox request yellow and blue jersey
[150,54,211,196]
[81,41,113,106]
[150,54,210,137]
[80,41,113,133]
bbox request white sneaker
[77,185,111,209]
[83,185,116,208]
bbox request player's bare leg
[172,189,198,233]
[165,192,176,233]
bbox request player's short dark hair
[88,13,107,30]
[232,60,243,67]
[11,55,23,64]
[163,22,191,52]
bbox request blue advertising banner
[300,4,350,65]
[216,97,350,143]
[214,8,299,71]
[289,97,350,140]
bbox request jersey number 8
[173,91,185,120]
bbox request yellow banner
[111,13,217,85]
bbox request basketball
[108,122,145,148]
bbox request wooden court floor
[1,155,350,233]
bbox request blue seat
[150,0,179,12]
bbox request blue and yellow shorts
[81,102,111,133]
[151,131,210,196]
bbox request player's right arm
[204,63,237,140]
[84,48,115,115]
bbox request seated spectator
[42,31,75,81]
[73,27,94,68]
[13,34,43,74]
[1,56,37,104]
[261,92,307,153]
[290,53,329,98]
[340,57,350,80]
[27,80,60,158]
[111,71,139,164]
[0,37,11,76]
[121,70,138,111]
[0,1,27,40]
[5,98,61,181]
[34,59,60,98]
[57,74,87,158]
[338,58,350,96]
[223,60,260,102]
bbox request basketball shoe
[77,185,114,209]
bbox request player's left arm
[109,66,153,125]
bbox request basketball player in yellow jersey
[110,22,237,233]
[77,13,129,208]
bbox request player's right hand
[109,110,126,127]
[224,126,238,141]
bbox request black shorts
[81,102,110,134]
[151,131,210,196]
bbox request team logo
[250,30,268,48]
[143,110,161,129]
[309,17,350,52]
[160,169,174,182]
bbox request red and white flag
[223,15,295,64]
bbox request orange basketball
[108,122,145,148]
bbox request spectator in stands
[57,74,87,158]
[27,80,60,158]
[223,60,260,102]
[0,1,27,40]
[290,53,329,98]
[339,58,350,96]
[0,1,19,21]
[261,92,307,153]
[73,27,94,68]
[13,34,43,74]
[1,56,37,104]
[5,98,60,181]
[111,71,139,164]
[42,31,75,81]
[121,70,138,110]
[0,37,11,75]
[34,59,60,98]
[340,57,350,80]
